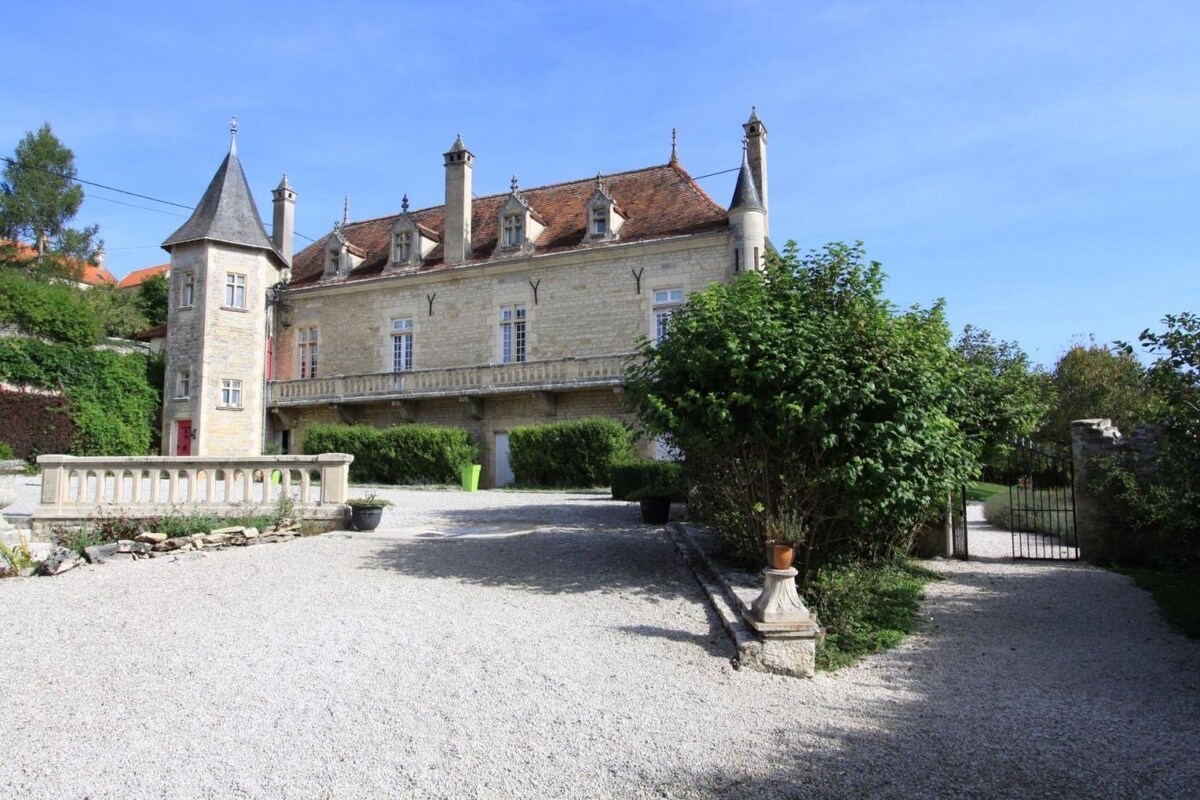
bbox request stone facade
[1070,418,1161,563]
[164,113,771,486]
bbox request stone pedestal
[741,567,822,678]
[0,459,23,537]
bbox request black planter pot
[638,496,672,525]
[350,506,384,531]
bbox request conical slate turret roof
[728,148,764,211]
[162,142,283,262]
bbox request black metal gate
[951,485,969,559]
[1001,439,1079,560]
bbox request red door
[176,420,192,456]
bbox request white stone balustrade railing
[32,454,353,534]
[268,353,636,407]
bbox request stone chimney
[272,174,296,265]
[443,135,474,265]
[743,107,768,235]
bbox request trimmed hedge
[611,459,683,500]
[0,339,156,456]
[0,389,75,460]
[302,423,476,484]
[508,417,634,488]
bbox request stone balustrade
[32,454,353,536]
[267,352,635,407]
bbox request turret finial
[342,195,350,226]
[401,194,409,213]
[229,115,239,153]
[670,128,678,164]
[510,175,519,193]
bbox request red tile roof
[290,162,728,287]
[0,239,116,285]
[133,322,168,340]
[117,263,169,289]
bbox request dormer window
[393,231,412,262]
[582,183,624,244]
[327,249,341,274]
[502,214,523,248]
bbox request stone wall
[1070,418,1160,563]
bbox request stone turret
[160,122,287,457]
[728,143,766,275]
[443,135,474,266]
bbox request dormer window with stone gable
[582,181,625,244]
[494,177,545,258]
[386,196,439,273]
[327,248,341,275]
[323,229,366,279]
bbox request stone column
[1071,418,1119,564]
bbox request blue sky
[4,0,1196,367]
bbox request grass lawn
[1115,566,1200,639]
[808,560,941,671]
[967,481,1007,502]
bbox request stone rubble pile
[81,521,305,566]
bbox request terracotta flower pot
[766,540,795,570]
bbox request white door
[494,432,514,487]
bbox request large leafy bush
[0,269,101,345]
[508,417,634,488]
[626,241,975,583]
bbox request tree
[83,285,149,339]
[0,123,101,263]
[626,241,975,581]
[136,273,169,327]
[1038,341,1148,445]
[952,325,1048,472]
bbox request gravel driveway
[1,488,1197,798]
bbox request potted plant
[764,539,796,570]
[628,482,680,525]
[346,492,392,531]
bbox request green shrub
[0,441,13,460]
[610,458,682,500]
[508,417,634,488]
[0,270,101,345]
[302,423,476,484]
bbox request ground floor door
[494,432,514,487]
[176,420,192,456]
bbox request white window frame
[591,205,608,236]
[499,304,527,364]
[175,369,190,399]
[179,273,195,308]
[502,214,523,248]
[391,318,414,372]
[653,287,684,344]
[393,231,412,263]
[327,249,341,274]
[224,272,247,309]
[219,379,242,409]
[297,326,319,380]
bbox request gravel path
[1,488,1197,798]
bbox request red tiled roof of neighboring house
[290,162,728,287]
[133,322,168,341]
[117,263,169,289]
[1,239,117,286]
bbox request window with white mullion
[500,304,527,363]
[392,318,414,372]
[502,215,522,248]
[298,326,319,380]
[224,272,247,309]
[653,288,684,344]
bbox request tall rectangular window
[175,369,190,399]
[393,231,412,262]
[591,206,608,235]
[297,326,319,379]
[392,318,414,372]
[224,273,247,309]
[219,379,242,409]
[653,288,684,344]
[500,304,526,363]
[179,273,195,307]
[502,215,522,248]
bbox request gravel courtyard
[2,486,1198,799]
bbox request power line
[691,166,739,181]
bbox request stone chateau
[160,111,772,486]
